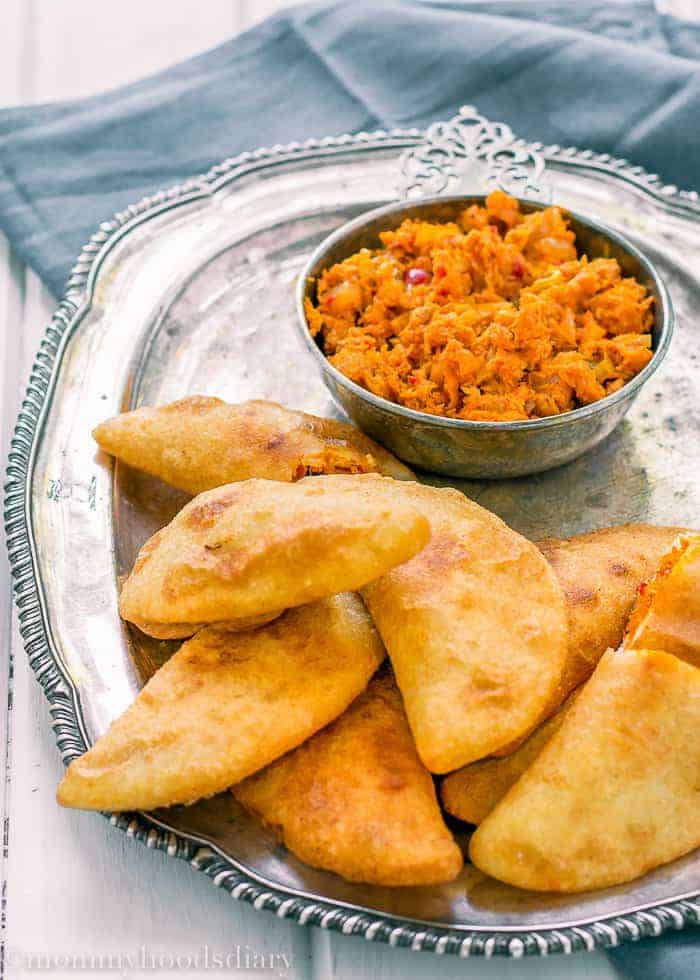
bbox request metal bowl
[294,195,674,478]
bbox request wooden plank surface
[0,3,622,978]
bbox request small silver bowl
[294,196,673,478]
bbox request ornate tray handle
[398,105,550,201]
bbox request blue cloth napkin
[1,0,700,297]
[1,2,699,976]
[609,927,700,980]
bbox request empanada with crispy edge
[362,483,567,773]
[234,669,463,886]
[119,474,431,638]
[58,594,384,811]
[93,396,413,494]
[469,648,700,892]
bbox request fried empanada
[119,474,431,638]
[538,523,688,707]
[490,522,687,756]
[57,594,384,811]
[442,523,694,824]
[469,648,700,893]
[362,484,567,773]
[625,533,700,665]
[93,397,413,494]
[441,689,579,825]
[234,670,463,886]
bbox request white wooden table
[1,2,670,977]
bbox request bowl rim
[294,194,674,433]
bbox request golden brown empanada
[120,474,431,638]
[362,483,567,773]
[469,648,700,892]
[58,594,384,811]
[94,396,413,494]
[234,670,462,886]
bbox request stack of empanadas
[58,396,700,893]
[446,531,700,892]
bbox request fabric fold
[0,0,699,296]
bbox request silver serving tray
[5,109,700,959]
